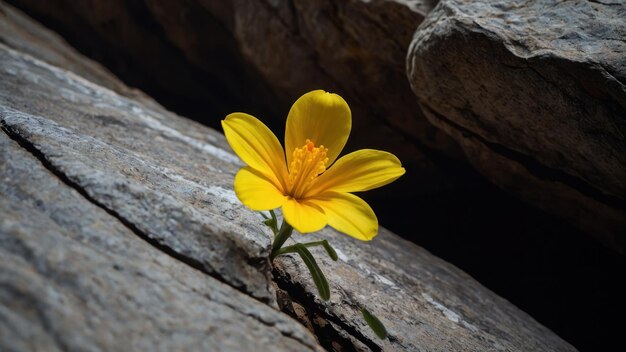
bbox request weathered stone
[0,37,575,351]
[407,0,626,251]
[0,43,278,303]
[0,124,320,351]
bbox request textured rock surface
[0,44,276,304]
[0,131,319,352]
[408,0,626,251]
[0,12,576,352]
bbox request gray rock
[0,5,576,351]
[0,123,320,352]
[0,44,276,304]
[407,0,626,251]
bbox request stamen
[288,139,328,198]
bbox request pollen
[288,139,329,198]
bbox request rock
[0,16,575,352]
[0,128,320,352]
[0,44,276,304]
[407,0,626,251]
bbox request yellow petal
[285,90,351,168]
[234,167,287,211]
[222,113,288,190]
[307,149,405,195]
[311,192,378,241]
[282,198,327,234]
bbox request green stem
[269,210,279,237]
[270,220,293,259]
[276,241,325,255]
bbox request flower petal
[307,149,405,195]
[310,192,378,241]
[282,198,327,234]
[234,167,287,211]
[222,113,287,190]
[285,90,351,167]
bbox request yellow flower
[221,90,405,240]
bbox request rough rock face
[0,3,576,351]
[0,130,319,352]
[408,0,626,251]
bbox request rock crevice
[273,264,383,352]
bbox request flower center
[288,139,328,198]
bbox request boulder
[0,123,319,352]
[407,0,626,251]
[0,4,575,351]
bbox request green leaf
[361,308,388,339]
[293,243,330,301]
[276,240,339,261]
[321,240,338,261]
[269,209,278,228]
